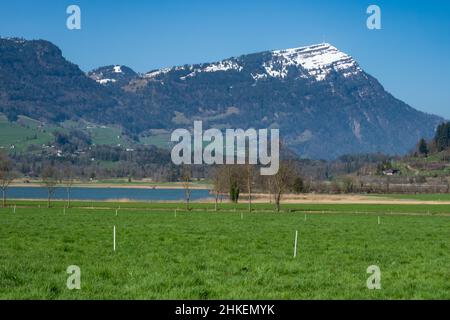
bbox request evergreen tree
[230,180,240,203]
[292,177,304,193]
[418,138,429,157]
[434,122,450,151]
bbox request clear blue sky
[1,0,449,118]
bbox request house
[383,169,400,176]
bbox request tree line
[415,122,450,157]
[203,161,301,212]
[0,152,76,208]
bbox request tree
[211,166,227,211]
[0,152,15,207]
[62,164,75,208]
[230,179,240,203]
[434,122,450,151]
[226,165,243,204]
[181,165,192,211]
[418,138,429,157]
[245,164,255,212]
[265,175,273,204]
[41,165,59,208]
[343,176,356,193]
[292,176,304,194]
[212,168,220,211]
[269,161,295,212]
[225,165,245,204]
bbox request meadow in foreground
[0,201,449,299]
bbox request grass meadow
[1,201,450,299]
[373,194,450,201]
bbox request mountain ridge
[0,37,444,159]
[91,43,363,84]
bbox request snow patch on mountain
[98,78,116,84]
[267,43,362,81]
[251,73,268,81]
[179,60,243,80]
[144,68,172,79]
[203,60,242,73]
[88,65,137,85]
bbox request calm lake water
[6,187,212,201]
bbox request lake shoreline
[5,187,450,204]
[10,182,211,190]
[4,186,213,202]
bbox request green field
[87,126,131,147]
[0,116,141,153]
[0,115,54,152]
[373,194,450,201]
[1,201,449,299]
[140,133,171,149]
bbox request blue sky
[1,0,449,118]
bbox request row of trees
[202,162,299,212]
[40,164,75,208]
[435,122,450,152]
[3,147,302,211]
[0,151,75,208]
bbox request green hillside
[0,115,53,152]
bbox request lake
[5,187,213,202]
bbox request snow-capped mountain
[267,43,362,80]
[0,38,443,159]
[134,43,363,84]
[88,65,137,86]
[96,42,441,159]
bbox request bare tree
[181,165,192,211]
[41,165,59,208]
[211,166,227,211]
[266,176,273,204]
[0,152,15,208]
[245,164,255,212]
[386,176,391,194]
[343,176,356,194]
[269,161,295,212]
[62,164,75,208]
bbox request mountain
[0,38,443,159]
[103,43,442,159]
[0,38,124,123]
[88,65,137,87]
